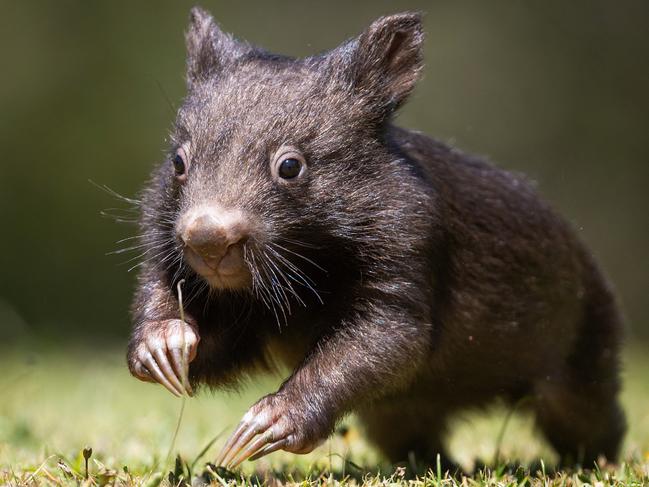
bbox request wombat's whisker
[269,242,327,274]
[119,248,164,266]
[102,207,140,215]
[256,255,289,327]
[266,256,306,307]
[90,180,141,206]
[262,250,306,308]
[266,246,323,304]
[266,246,317,287]
[100,211,139,224]
[184,280,209,309]
[109,238,169,256]
[116,242,171,265]
[276,236,321,250]
[245,245,290,328]
[258,254,292,313]
[158,251,178,270]
[115,231,168,244]
[127,247,176,273]
[100,207,140,221]
[171,256,187,285]
[244,246,274,311]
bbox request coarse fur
[127,7,625,467]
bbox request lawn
[1,340,648,486]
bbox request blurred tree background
[1,0,647,346]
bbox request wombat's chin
[196,265,253,290]
[204,272,252,290]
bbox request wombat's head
[155,7,424,298]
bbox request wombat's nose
[179,208,249,271]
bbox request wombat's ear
[185,7,249,87]
[345,12,424,111]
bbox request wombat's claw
[216,394,315,468]
[132,319,199,397]
[216,413,286,468]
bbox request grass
[1,340,648,486]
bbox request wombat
[127,7,626,469]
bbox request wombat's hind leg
[534,269,626,466]
[533,366,625,466]
[359,401,455,471]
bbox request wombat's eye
[272,146,306,182]
[172,146,189,181]
[278,158,301,179]
[173,154,185,174]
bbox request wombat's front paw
[216,392,328,468]
[128,319,199,397]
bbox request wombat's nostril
[183,220,226,250]
[180,208,250,270]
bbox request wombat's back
[390,125,623,389]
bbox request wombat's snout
[178,206,252,288]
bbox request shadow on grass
[177,454,634,487]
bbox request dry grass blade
[161,279,189,475]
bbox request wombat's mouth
[176,204,254,290]
[183,245,252,290]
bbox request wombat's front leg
[127,273,200,396]
[216,299,431,467]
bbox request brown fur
[127,7,625,466]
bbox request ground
[1,340,648,486]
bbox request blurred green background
[1,0,648,346]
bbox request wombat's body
[127,7,625,468]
